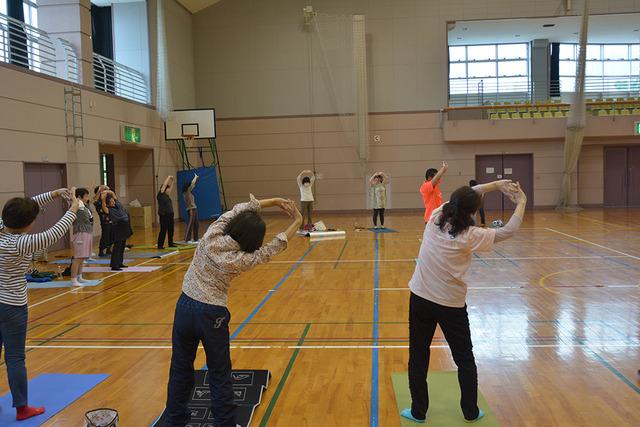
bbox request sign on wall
[121,125,141,143]
[635,121,640,135]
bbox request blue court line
[230,242,319,341]
[561,241,640,272]
[587,348,640,394]
[370,233,380,427]
[473,252,489,266]
[492,248,518,267]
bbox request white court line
[25,343,640,350]
[146,255,631,267]
[545,228,640,261]
[29,258,159,309]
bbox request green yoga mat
[391,372,500,426]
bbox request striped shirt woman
[0,189,78,421]
[0,192,76,306]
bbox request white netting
[155,0,173,121]
[558,0,590,210]
[309,12,368,162]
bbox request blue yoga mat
[368,227,398,233]
[0,373,109,426]
[50,259,129,265]
[28,280,103,289]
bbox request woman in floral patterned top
[164,194,302,427]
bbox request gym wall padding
[177,167,223,222]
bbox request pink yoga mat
[81,266,162,273]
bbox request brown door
[503,154,534,209]
[603,147,628,207]
[23,163,68,251]
[628,147,640,207]
[475,155,503,210]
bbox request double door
[604,147,640,207]
[475,154,534,211]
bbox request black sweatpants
[373,208,385,226]
[98,222,112,254]
[166,293,236,427]
[408,292,479,421]
[158,213,175,248]
[110,239,126,269]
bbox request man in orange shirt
[420,162,448,223]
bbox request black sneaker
[119,265,128,269]
[111,267,122,271]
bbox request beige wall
[215,112,575,210]
[193,0,640,117]
[0,63,182,229]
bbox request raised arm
[432,162,448,186]
[160,176,174,193]
[16,190,79,254]
[494,183,526,243]
[472,179,513,196]
[297,171,305,186]
[240,200,302,270]
[190,174,199,191]
[31,188,69,209]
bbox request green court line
[333,240,349,269]
[1,324,80,367]
[259,323,311,426]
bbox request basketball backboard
[164,109,216,140]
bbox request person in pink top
[420,162,448,223]
[401,180,527,424]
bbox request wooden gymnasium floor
[1,208,639,426]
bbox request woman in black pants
[402,180,526,424]
[157,176,176,249]
[101,191,132,271]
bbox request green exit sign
[121,125,141,144]
[636,121,640,135]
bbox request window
[559,43,640,94]
[100,153,115,190]
[448,43,530,99]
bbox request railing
[93,53,149,104]
[0,12,80,83]
[449,76,640,107]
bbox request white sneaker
[71,279,84,287]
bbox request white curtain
[155,0,173,121]
[558,0,589,209]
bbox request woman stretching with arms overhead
[402,180,526,424]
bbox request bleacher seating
[484,97,640,120]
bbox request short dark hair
[224,211,266,253]
[436,186,481,237]
[76,188,89,199]
[302,176,311,184]
[2,197,40,229]
[469,179,478,186]
[182,182,191,193]
[425,168,438,180]
[94,186,100,194]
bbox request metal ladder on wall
[64,86,84,145]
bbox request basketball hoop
[183,134,196,142]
